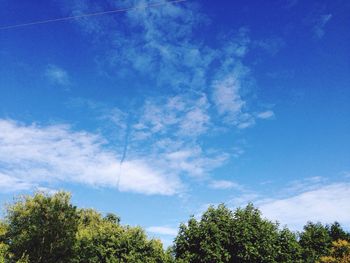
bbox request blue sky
[0,0,350,245]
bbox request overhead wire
[0,0,186,30]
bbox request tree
[4,192,79,263]
[0,243,8,263]
[299,222,332,263]
[319,239,350,263]
[75,208,170,262]
[174,203,300,263]
[276,228,303,263]
[174,204,233,262]
[327,222,350,242]
[0,221,8,263]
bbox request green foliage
[319,239,350,263]
[0,221,8,263]
[299,222,332,263]
[276,228,302,263]
[229,204,280,262]
[4,191,79,263]
[174,204,233,262]
[0,191,349,263]
[174,203,303,263]
[327,222,350,242]
[0,243,8,263]
[104,213,120,224]
[75,208,169,262]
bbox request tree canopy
[0,191,348,262]
[173,204,303,263]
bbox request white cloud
[313,14,332,39]
[54,1,276,188]
[255,37,285,56]
[257,110,275,119]
[128,93,227,177]
[66,95,227,182]
[45,64,70,87]
[212,68,255,128]
[0,172,34,191]
[36,186,59,195]
[0,119,181,195]
[146,226,178,236]
[283,176,326,194]
[61,1,273,133]
[259,182,350,230]
[164,148,228,177]
[133,93,210,139]
[209,180,241,190]
[212,74,245,118]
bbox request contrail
[117,116,131,190]
[0,0,186,30]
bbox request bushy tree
[174,203,302,263]
[0,243,8,263]
[2,191,350,263]
[75,208,170,262]
[2,192,172,263]
[174,204,233,262]
[276,228,303,262]
[327,222,350,242]
[319,239,350,263]
[0,222,8,263]
[229,204,281,262]
[299,222,332,263]
[4,192,79,263]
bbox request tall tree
[327,222,350,242]
[4,192,79,263]
[75,209,170,262]
[174,203,301,263]
[299,222,332,263]
[276,228,302,263]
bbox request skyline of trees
[0,191,349,262]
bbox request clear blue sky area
[0,0,349,245]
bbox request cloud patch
[209,180,242,190]
[259,182,350,230]
[0,119,181,195]
[313,14,332,39]
[45,64,71,87]
[257,110,275,120]
[146,226,178,236]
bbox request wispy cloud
[283,0,298,9]
[0,119,181,195]
[254,37,285,56]
[257,110,275,120]
[146,226,178,236]
[0,116,229,195]
[213,175,350,230]
[212,64,257,129]
[212,73,245,122]
[66,94,228,181]
[259,182,350,230]
[46,0,278,197]
[313,14,332,39]
[132,93,210,139]
[61,0,271,131]
[209,180,242,190]
[45,64,71,87]
[0,172,33,192]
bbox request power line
[0,0,186,30]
